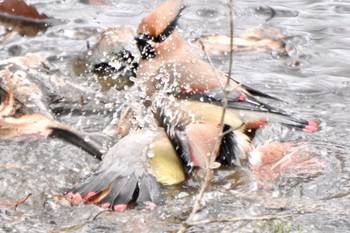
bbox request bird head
[135,0,185,60]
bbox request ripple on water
[281,75,343,98]
[253,5,299,18]
[105,2,144,17]
[1,0,350,232]
[183,2,228,23]
[334,4,350,14]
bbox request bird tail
[69,171,161,211]
[49,128,103,160]
[69,128,185,210]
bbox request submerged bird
[69,98,250,209]
[194,27,289,55]
[133,0,318,183]
[69,1,249,209]
[83,26,139,91]
[69,0,319,210]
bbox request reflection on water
[0,0,350,232]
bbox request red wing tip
[245,119,267,130]
[113,204,127,212]
[304,121,318,133]
[237,95,246,102]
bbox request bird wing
[174,87,315,131]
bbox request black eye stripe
[153,5,185,43]
[135,4,186,59]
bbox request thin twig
[270,147,300,171]
[187,213,292,226]
[187,169,213,222]
[197,40,224,90]
[14,193,32,210]
[178,1,235,232]
[212,0,235,161]
[209,0,235,168]
[178,169,213,233]
[92,209,111,221]
[219,0,235,136]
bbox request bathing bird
[69,0,318,210]
[134,0,318,132]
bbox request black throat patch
[135,34,156,60]
[153,5,185,43]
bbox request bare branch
[187,213,292,226]
[178,1,235,232]
[178,169,213,233]
[197,40,224,90]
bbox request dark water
[1,0,350,232]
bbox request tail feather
[69,129,171,209]
[100,176,138,206]
[71,165,163,207]
[70,171,113,196]
[236,81,281,101]
[136,174,163,205]
[168,130,194,175]
[175,87,317,132]
[50,127,103,160]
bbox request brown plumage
[69,97,250,209]
[69,0,319,210]
[154,94,250,172]
[135,0,318,132]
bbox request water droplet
[147,150,155,158]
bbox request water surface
[0,0,349,232]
